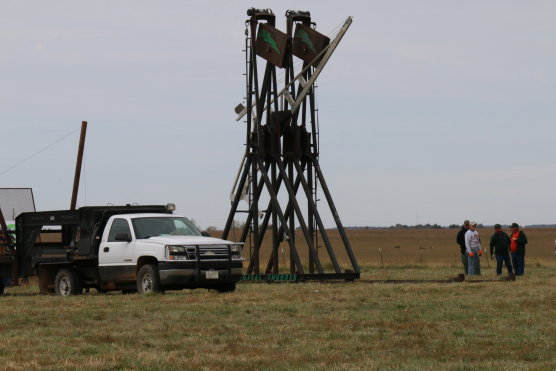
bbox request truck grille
[185,246,230,261]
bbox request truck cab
[98,213,243,293]
[15,204,243,295]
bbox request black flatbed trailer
[0,232,16,295]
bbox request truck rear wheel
[55,268,83,296]
[137,264,162,294]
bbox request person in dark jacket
[456,220,470,274]
[489,224,513,276]
[510,222,528,276]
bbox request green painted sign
[297,29,317,55]
[240,274,298,282]
[259,29,281,55]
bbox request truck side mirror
[115,232,132,242]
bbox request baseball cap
[511,222,519,228]
[494,223,501,229]
[470,221,478,226]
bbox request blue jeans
[511,253,525,276]
[468,254,481,275]
[496,254,513,275]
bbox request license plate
[205,271,219,279]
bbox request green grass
[1,262,555,370]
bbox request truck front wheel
[55,268,83,296]
[137,264,162,294]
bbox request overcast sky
[1,1,555,228]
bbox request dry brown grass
[1,263,555,370]
[1,228,555,370]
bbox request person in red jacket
[510,223,528,276]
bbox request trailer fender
[38,263,71,295]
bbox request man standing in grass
[465,221,482,275]
[489,224,513,276]
[456,220,470,274]
[510,223,528,276]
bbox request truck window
[107,219,132,242]
[132,217,201,239]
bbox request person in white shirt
[465,221,482,275]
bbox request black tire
[216,283,236,293]
[0,279,5,296]
[54,268,83,296]
[137,264,162,294]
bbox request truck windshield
[132,217,202,239]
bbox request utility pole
[70,121,87,210]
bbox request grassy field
[232,226,556,273]
[1,228,555,370]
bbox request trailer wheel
[216,283,236,293]
[137,264,162,294]
[54,268,83,296]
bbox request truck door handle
[103,247,109,252]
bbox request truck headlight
[167,246,186,253]
[230,245,243,259]
[167,245,189,261]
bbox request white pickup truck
[14,204,244,296]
